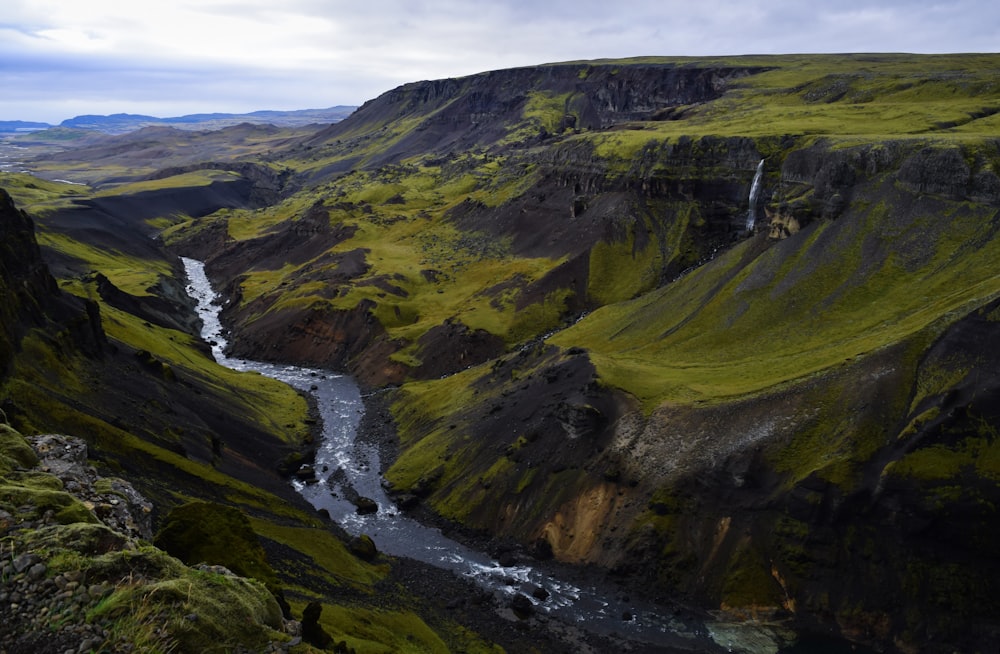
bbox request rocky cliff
[0,189,104,380]
[303,62,767,170]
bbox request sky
[1,0,997,124]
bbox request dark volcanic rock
[510,593,534,619]
[353,496,379,515]
[92,271,200,335]
[306,63,770,165]
[301,601,334,649]
[897,146,971,197]
[0,189,105,376]
[413,318,505,378]
[348,534,378,561]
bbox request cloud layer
[2,0,997,123]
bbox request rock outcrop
[0,189,104,378]
[28,433,153,541]
[0,425,291,653]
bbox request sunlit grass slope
[202,54,1000,370]
[553,175,1000,410]
[580,54,1000,151]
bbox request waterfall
[746,158,764,232]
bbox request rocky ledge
[0,425,299,653]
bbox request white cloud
[1,0,997,123]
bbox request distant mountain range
[0,106,357,135]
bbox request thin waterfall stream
[746,158,765,232]
[183,256,801,653]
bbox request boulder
[349,534,378,561]
[510,593,534,619]
[353,496,379,515]
[301,601,333,649]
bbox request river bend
[183,256,802,653]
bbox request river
[182,256,861,654]
[0,140,29,173]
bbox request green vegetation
[84,560,284,653]
[42,233,172,296]
[93,169,241,196]
[0,425,285,653]
[592,53,1000,141]
[0,423,39,474]
[206,160,570,351]
[0,172,89,210]
[248,518,387,589]
[7,53,1000,651]
[153,501,279,589]
[555,177,1000,410]
[586,222,663,305]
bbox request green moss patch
[0,423,39,474]
[153,501,279,589]
[248,518,387,588]
[314,603,450,654]
[85,550,283,653]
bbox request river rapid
[182,256,844,654]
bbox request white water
[181,257,734,650]
[746,159,765,232]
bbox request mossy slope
[0,424,286,653]
[0,187,505,653]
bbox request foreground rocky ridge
[0,425,292,653]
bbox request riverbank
[182,258,688,652]
[355,390,881,654]
[355,387,728,654]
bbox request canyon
[2,53,1000,652]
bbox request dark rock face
[0,189,60,373]
[301,601,333,649]
[0,189,105,377]
[307,63,768,164]
[897,146,972,197]
[206,202,359,281]
[412,319,506,379]
[219,292,408,386]
[92,271,200,335]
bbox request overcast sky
[1,0,996,124]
